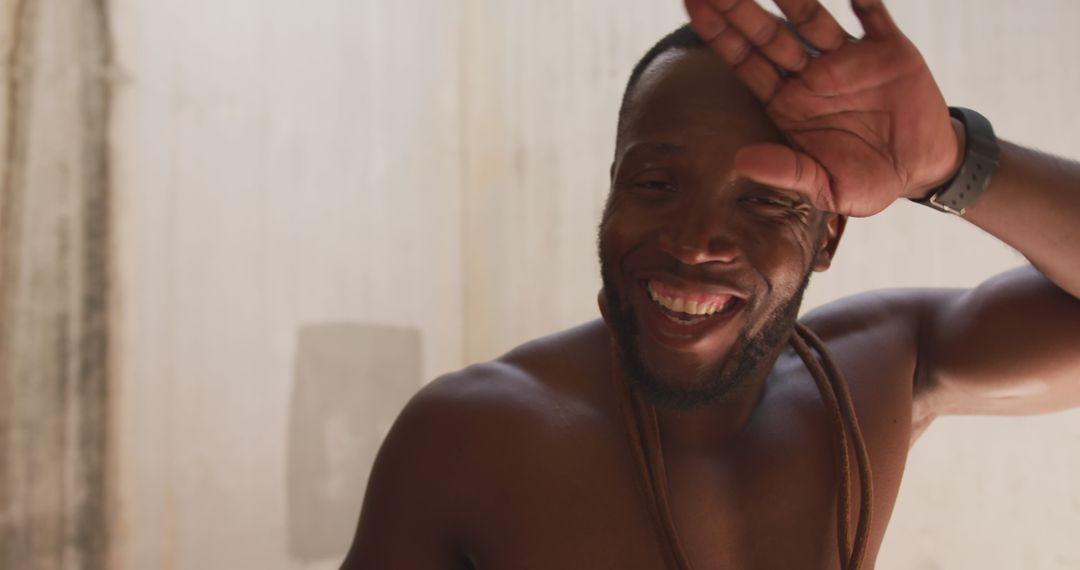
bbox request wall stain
[286,323,422,563]
[0,0,114,568]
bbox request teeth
[646,281,732,317]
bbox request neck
[649,340,789,452]
[610,323,874,570]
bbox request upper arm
[340,375,473,570]
[919,265,1080,417]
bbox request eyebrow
[623,142,686,157]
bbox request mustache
[635,256,760,297]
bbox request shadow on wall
[286,323,423,563]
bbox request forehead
[618,48,784,153]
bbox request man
[342,0,1080,568]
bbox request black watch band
[911,107,1000,215]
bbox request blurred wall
[109,2,463,569]
[104,1,1080,569]
[0,1,110,568]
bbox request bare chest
[467,387,907,569]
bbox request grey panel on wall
[286,323,422,562]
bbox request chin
[603,288,803,411]
[622,333,760,410]
[598,257,811,410]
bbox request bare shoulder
[341,363,533,568]
[799,286,962,347]
[342,321,614,568]
[798,286,968,381]
[408,319,612,435]
[375,322,610,486]
[796,287,966,440]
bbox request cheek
[599,206,661,260]
[744,224,817,292]
[769,218,818,265]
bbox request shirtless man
[342,0,1080,567]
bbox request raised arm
[683,0,1080,416]
[960,141,1080,298]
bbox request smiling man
[342,1,1080,569]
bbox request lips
[647,280,737,317]
[634,277,747,347]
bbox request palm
[684,0,959,217]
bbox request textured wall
[108,1,462,569]
[107,0,1080,569]
[0,1,112,569]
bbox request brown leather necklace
[613,322,873,570]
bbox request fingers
[734,52,785,103]
[734,144,835,211]
[709,0,813,73]
[708,27,784,101]
[686,0,852,105]
[774,0,848,51]
[851,0,900,39]
[684,0,727,42]
[686,0,806,103]
[685,0,908,103]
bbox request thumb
[734,144,836,211]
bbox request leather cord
[613,322,873,570]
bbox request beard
[600,263,813,411]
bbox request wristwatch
[911,107,1000,215]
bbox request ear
[812,214,847,272]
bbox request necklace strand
[612,322,873,570]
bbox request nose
[657,192,741,266]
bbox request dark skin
[343,1,1080,568]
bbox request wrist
[908,107,1000,215]
[905,117,966,200]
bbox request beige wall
[108,1,1080,568]
[109,2,463,568]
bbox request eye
[633,180,676,193]
[747,196,790,207]
[745,195,794,208]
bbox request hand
[683,0,962,217]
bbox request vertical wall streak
[0,0,39,564]
[0,0,113,568]
[74,1,113,567]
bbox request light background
[107,1,1080,568]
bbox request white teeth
[646,282,732,317]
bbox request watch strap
[911,107,1000,215]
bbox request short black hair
[616,24,706,138]
[616,18,814,141]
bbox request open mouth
[642,279,746,327]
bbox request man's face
[598,48,835,409]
